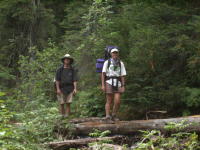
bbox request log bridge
[48,115,200,149]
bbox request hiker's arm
[121,76,125,92]
[120,62,126,88]
[73,69,78,94]
[101,72,106,91]
[73,81,77,94]
[56,81,62,94]
[55,69,62,94]
[121,76,125,87]
[102,72,106,87]
[101,60,108,91]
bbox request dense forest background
[1,0,200,149]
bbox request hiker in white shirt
[101,48,127,121]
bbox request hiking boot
[64,114,69,118]
[104,115,114,123]
[105,115,112,120]
[111,114,120,121]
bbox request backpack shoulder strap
[56,65,64,81]
[119,60,122,76]
[60,65,65,76]
[107,59,111,70]
[71,66,75,81]
[71,66,74,75]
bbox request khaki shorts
[57,92,73,104]
[105,83,124,94]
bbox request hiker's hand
[102,86,105,92]
[121,86,125,92]
[73,89,77,95]
[57,89,62,95]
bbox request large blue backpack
[96,46,118,73]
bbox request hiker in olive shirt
[55,54,78,117]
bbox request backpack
[96,46,118,73]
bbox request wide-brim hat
[61,54,74,64]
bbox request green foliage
[73,89,105,117]
[60,0,90,56]
[135,129,200,150]
[0,0,56,89]
[0,65,15,89]
[73,0,114,80]
[134,121,200,149]
[89,129,111,138]
[164,120,191,131]
[14,41,64,110]
[0,91,65,150]
[182,87,200,108]
[107,2,200,118]
[88,129,113,150]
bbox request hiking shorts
[105,83,124,94]
[57,92,73,104]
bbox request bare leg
[60,104,65,116]
[112,93,121,116]
[66,103,71,116]
[105,94,113,117]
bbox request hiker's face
[63,58,71,65]
[111,52,119,59]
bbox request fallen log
[47,135,124,150]
[72,115,200,135]
[50,116,200,149]
[69,117,104,124]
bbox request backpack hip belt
[106,76,121,90]
[106,76,121,80]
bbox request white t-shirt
[102,59,126,87]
